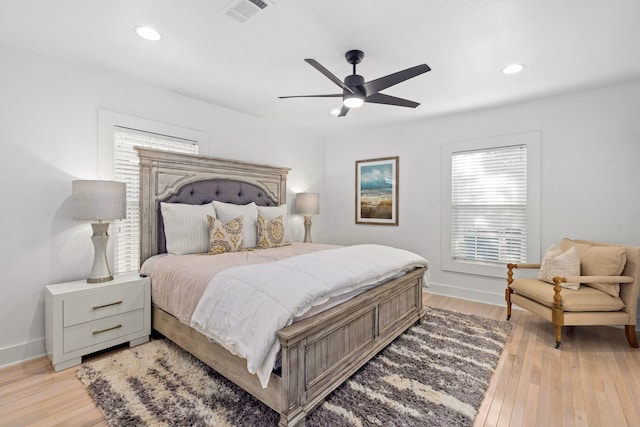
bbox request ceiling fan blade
[338,105,350,117]
[278,94,343,99]
[362,64,431,96]
[305,59,354,94]
[365,93,420,108]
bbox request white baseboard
[0,338,46,368]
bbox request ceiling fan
[279,49,431,117]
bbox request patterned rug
[77,307,511,426]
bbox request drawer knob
[92,300,123,310]
[93,324,122,335]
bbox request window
[452,145,527,263]
[112,127,198,273]
[442,132,540,278]
[98,110,207,274]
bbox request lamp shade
[296,192,319,215]
[72,180,126,220]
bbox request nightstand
[45,272,151,371]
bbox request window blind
[451,144,527,264]
[113,126,198,273]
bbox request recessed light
[502,64,525,74]
[330,108,341,116]
[135,26,162,41]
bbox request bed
[136,147,427,426]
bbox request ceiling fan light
[330,108,341,116]
[343,94,364,108]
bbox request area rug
[77,307,511,426]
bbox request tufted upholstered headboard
[136,147,290,264]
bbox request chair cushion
[538,244,580,290]
[560,239,626,297]
[510,278,626,312]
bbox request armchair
[505,238,640,348]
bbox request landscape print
[356,157,398,225]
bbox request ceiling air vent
[224,0,271,23]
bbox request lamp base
[88,222,114,283]
[303,215,313,243]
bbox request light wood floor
[1,293,638,426]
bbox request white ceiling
[1,0,639,138]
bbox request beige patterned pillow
[257,214,285,249]
[207,215,244,255]
[257,205,291,243]
[538,244,581,290]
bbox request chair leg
[625,325,639,348]
[551,305,564,349]
[505,288,512,321]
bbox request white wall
[324,80,640,305]
[0,42,326,366]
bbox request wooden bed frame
[137,147,427,426]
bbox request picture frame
[355,156,399,225]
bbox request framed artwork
[355,156,399,225]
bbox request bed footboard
[276,267,426,426]
[152,267,425,427]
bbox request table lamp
[72,180,126,283]
[296,192,319,243]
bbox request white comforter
[190,244,428,388]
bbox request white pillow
[212,201,258,248]
[256,204,291,243]
[538,244,581,290]
[161,202,216,255]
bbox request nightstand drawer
[63,309,145,353]
[63,285,145,327]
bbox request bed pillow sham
[207,215,244,254]
[256,204,291,243]
[257,214,286,249]
[212,201,258,249]
[161,202,216,255]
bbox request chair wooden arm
[553,275,633,285]
[507,263,541,287]
[507,263,541,269]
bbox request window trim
[97,109,208,179]
[97,110,208,272]
[441,132,541,278]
